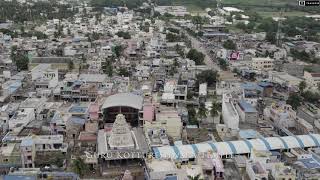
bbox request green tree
[103,56,114,77]
[166,33,182,42]
[68,61,74,70]
[210,100,221,118]
[299,81,307,93]
[287,93,303,110]
[234,13,242,20]
[33,31,48,39]
[266,31,276,44]
[196,70,218,87]
[218,58,228,70]
[188,174,203,180]
[92,32,102,40]
[197,103,207,121]
[71,157,88,178]
[11,48,29,71]
[302,91,320,103]
[175,44,184,57]
[188,106,198,125]
[186,49,205,65]
[192,16,203,30]
[114,45,123,57]
[10,45,18,61]
[116,31,131,39]
[118,67,131,77]
[223,40,236,50]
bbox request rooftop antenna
[276,9,284,47]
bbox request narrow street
[171,23,222,72]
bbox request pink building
[89,103,99,121]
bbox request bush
[116,31,131,39]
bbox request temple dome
[108,114,135,149]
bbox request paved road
[171,23,221,72]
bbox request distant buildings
[154,6,190,16]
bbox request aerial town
[0,0,320,179]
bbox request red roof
[311,73,320,78]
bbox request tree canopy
[196,70,218,87]
[72,157,88,178]
[0,0,76,23]
[11,47,29,71]
[223,40,236,50]
[187,49,205,65]
[286,92,303,110]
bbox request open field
[222,0,297,6]
[258,11,309,18]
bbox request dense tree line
[254,16,320,44]
[91,0,145,9]
[153,0,217,9]
[0,0,76,23]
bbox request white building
[263,103,296,129]
[268,71,303,88]
[145,159,205,180]
[222,93,240,135]
[199,83,207,97]
[31,64,58,89]
[161,80,187,105]
[8,108,35,133]
[304,71,320,89]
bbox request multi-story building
[54,80,98,102]
[31,64,58,90]
[251,57,274,71]
[236,100,258,124]
[263,103,296,129]
[161,80,187,106]
[20,135,68,168]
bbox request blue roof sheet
[165,176,178,180]
[258,82,273,87]
[4,175,36,180]
[69,116,86,125]
[20,138,33,147]
[239,100,257,113]
[299,158,320,169]
[241,83,263,91]
[239,129,260,139]
[69,105,88,113]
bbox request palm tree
[188,174,203,180]
[197,103,207,121]
[210,100,221,119]
[71,157,88,178]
